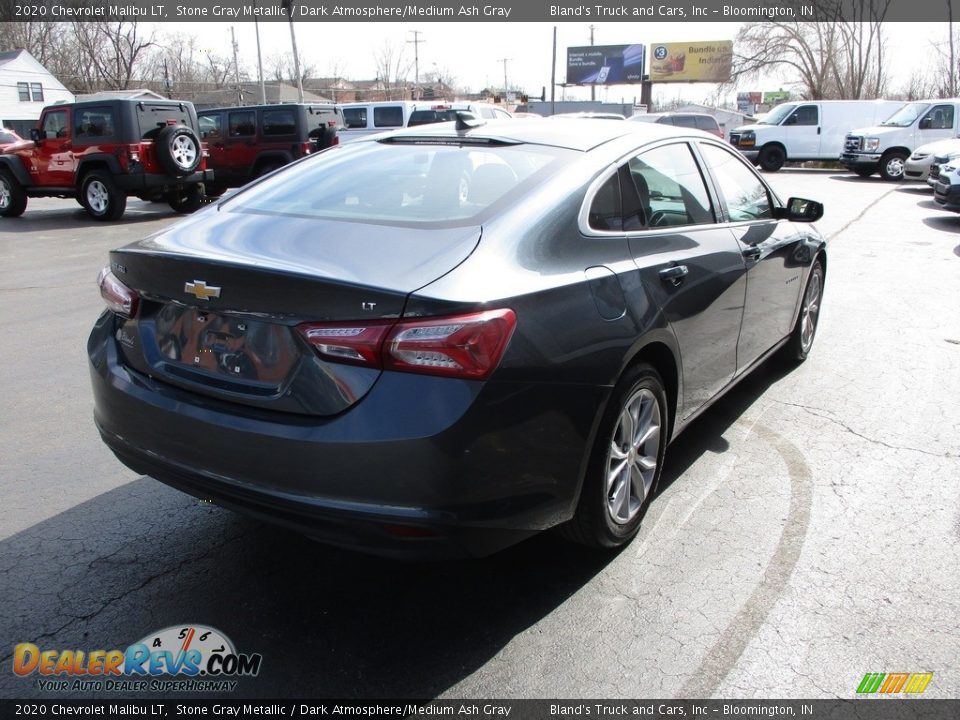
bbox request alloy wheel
[0,179,9,210]
[605,387,661,525]
[800,270,821,353]
[86,180,108,214]
[171,136,197,169]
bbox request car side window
[343,108,367,129]
[74,106,114,139]
[924,105,955,130]
[788,105,818,126]
[623,143,714,230]
[262,109,296,136]
[588,172,622,232]
[198,113,222,140]
[228,111,255,138]
[42,110,68,140]
[373,106,403,128]
[695,116,719,132]
[699,143,773,222]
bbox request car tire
[560,363,668,549]
[879,151,907,181]
[758,145,786,172]
[167,184,204,214]
[254,162,283,179]
[81,171,126,221]
[783,259,824,363]
[853,167,874,178]
[156,125,202,177]
[0,169,28,217]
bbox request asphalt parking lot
[1,171,958,700]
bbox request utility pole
[499,57,510,100]
[550,26,557,115]
[407,30,424,100]
[230,26,242,106]
[163,59,172,98]
[280,0,304,102]
[254,13,266,104]
[589,24,596,102]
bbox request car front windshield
[223,140,572,226]
[758,104,796,125]
[881,103,930,127]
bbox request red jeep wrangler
[0,98,214,221]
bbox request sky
[152,21,953,106]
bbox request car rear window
[373,106,405,128]
[136,103,195,140]
[222,142,573,227]
[695,116,720,132]
[408,110,459,127]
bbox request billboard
[567,45,646,85]
[649,41,733,83]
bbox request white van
[840,98,960,180]
[729,100,902,171]
[338,101,420,143]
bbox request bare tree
[266,51,314,88]
[373,40,412,101]
[73,21,155,91]
[732,3,891,100]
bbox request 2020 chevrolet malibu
[88,117,826,558]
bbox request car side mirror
[30,128,41,144]
[777,197,823,222]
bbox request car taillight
[97,267,139,318]
[297,309,516,380]
[127,143,141,163]
[300,141,313,156]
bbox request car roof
[369,117,687,152]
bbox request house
[0,49,74,136]
[74,89,168,103]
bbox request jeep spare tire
[156,125,201,177]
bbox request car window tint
[790,105,818,126]
[588,173,622,232]
[224,143,571,226]
[624,143,714,229]
[74,106,115,139]
[199,114,222,140]
[228,111,256,137]
[42,111,68,139]
[925,105,955,129]
[699,143,773,222]
[671,115,697,129]
[262,109,296,136]
[343,107,367,129]
[695,116,719,132]
[373,106,404,128]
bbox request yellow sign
[649,41,733,83]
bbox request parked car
[905,138,960,182]
[933,160,960,211]
[0,128,22,149]
[88,119,826,558]
[630,112,723,138]
[196,103,342,195]
[925,143,960,189]
[841,99,960,180]
[0,98,213,220]
[728,100,902,171]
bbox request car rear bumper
[115,169,215,194]
[88,313,604,558]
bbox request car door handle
[659,265,689,284]
[743,246,762,261]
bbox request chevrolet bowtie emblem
[184,280,221,300]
